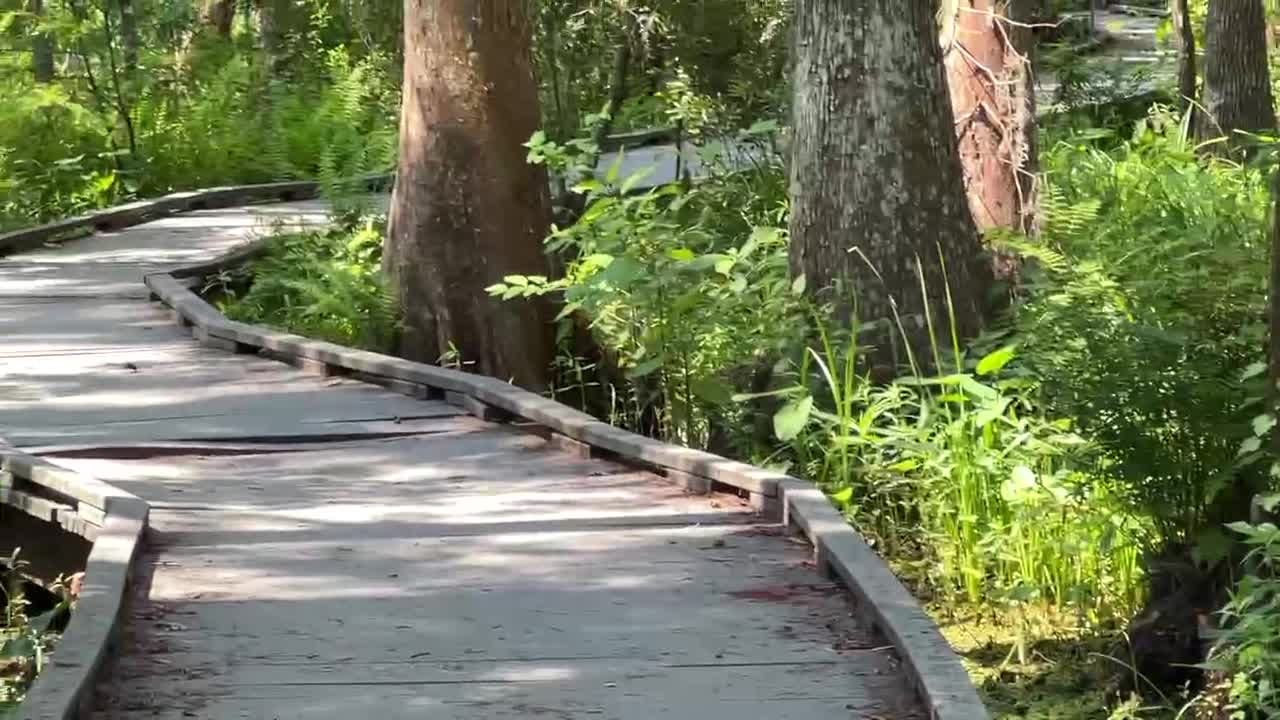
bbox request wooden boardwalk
[0,202,924,719]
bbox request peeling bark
[385,0,555,391]
[943,0,1038,237]
[788,0,992,373]
[1197,0,1276,146]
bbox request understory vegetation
[0,551,70,710]
[11,0,1280,717]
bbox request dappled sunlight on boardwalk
[0,201,925,720]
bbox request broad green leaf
[620,166,656,194]
[668,248,696,261]
[1239,436,1263,457]
[790,274,806,296]
[629,357,663,378]
[975,345,1016,376]
[605,151,625,184]
[1252,413,1277,438]
[829,486,854,509]
[582,253,614,269]
[1241,361,1268,381]
[690,377,733,406]
[773,396,814,441]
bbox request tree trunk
[943,0,1038,237]
[788,0,992,374]
[118,0,138,74]
[1172,0,1197,110]
[1197,0,1276,145]
[385,0,555,391]
[202,0,234,37]
[256,0,289,76]
[30,0,54,83]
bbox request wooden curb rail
[2,450,149,720]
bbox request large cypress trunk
[789,0,992,373]
[944,0,1038,237]
[384,0,555,391]
[1197,0,1276,144]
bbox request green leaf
[1241,361,1268,381]
[746,119,779,136]
[582,253,615,269]
[976,345,1016,376]
[773,396,814,442]
[790,274,806,296]
[1193,526,1234,567]
[690,377,733,406]
[572,178,604,194]
[605,151,625,184]
[620,166,656,194]
[743,226,779,258]
[829,486,854,509]
[1239,436,1263,457]
[668,248,696,261]
[1252,413,1277,438]
[629,357,664,378]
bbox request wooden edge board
[0,175,391,257]
[3,449,150,720]
[780,480,990,720]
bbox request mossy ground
[931,605,1188,720]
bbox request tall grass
[762,271,1148,621]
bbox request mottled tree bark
[1172,0,1197,110]
[789,0,992,372]
[118,0,138,74]
[944,0,1038,236]
[385,0,555,390]
[30,0,54,83]
[202,0,235,37]
[1197,0,1276,145]
[255,0,292,75]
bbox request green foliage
[757,307,1148,620]
[215,217,397,352]
[494,127,800,449]
[1198,518,1280,719]
[1010,110,1270,548]
[0,3,398,231]
[1,550,69,707]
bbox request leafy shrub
[214,216,397,352]
[1197,517,1280,719]
[493,127,801,451]
[1010,110,1270,552]
[1,550,71,706]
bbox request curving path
[0,201,925,719]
